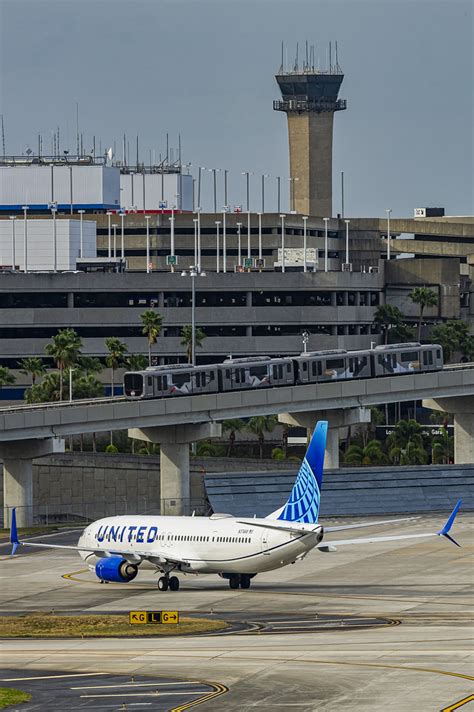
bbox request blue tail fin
[10,508,20,556]
[276,421,327,524]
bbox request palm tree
[374,304,406,344]
[344,440,388,466]
[246,415,278,459]
[105,337,128,396]
[222,419,246,457]
[140,310,163,366]
[431,320,474,363]
[125,354,149,371]
[431,427,454,465]
[44,329,82,400]
[409,287,438,341]
[180,324,206,364]
[19,357,46,386]
[387,419,425,452]
[389,440,428,466]
[0,366,15,390]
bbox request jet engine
[95,556,138,583]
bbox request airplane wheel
[240,574,251,589]
[169,576,179,591]
[158,576,169,591]
[229,574,240,589]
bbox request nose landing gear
[158,575,180,591]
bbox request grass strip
[0,613,227,638]
[0,687,32,709]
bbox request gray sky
[1,0,472,216]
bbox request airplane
[10,421,462,592]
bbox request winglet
[437,499,462,547]
[10,508,20,556]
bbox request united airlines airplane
[10,421,461,592]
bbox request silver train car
[123,343,443,400]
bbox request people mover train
[123,343,443,400]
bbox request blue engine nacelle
[95,556,138,583]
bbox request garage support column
[278,408,371,470]
[423,397,474,464]
[128,422,222,516]
[1,438,65,527]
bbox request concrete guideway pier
[129,422,222,516]
[279,407,370,469]
[424,396,474,464]
[1,437,64,527]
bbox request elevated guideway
[2,363,474,524]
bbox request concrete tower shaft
[274,70,346,217]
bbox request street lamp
[192,217,198,266]
[289,177,299,212]
[276,176,281,213]
[9,216,16,271]
[247,211,251,260]
[106,211,113,258]
[22,206,29,273]
[78,209,85,259]
[302,330,309,353]
[279,214,286,272]
[261,174,269,213]
[257,212,262,261]
[344,219,350,265]
[48,201,58,272]
[386,208,392,260]
[169,207,175,272]
[119,209,125,260]
[323,217,329,273]
[130,171,135,207]
[302,215,308,273]
[180,266,206,366]
[208,168,220,212]
[241,171,253,211]
[112,224,117,258]
[236,222,242,268]
[223,169,229,207]
[145,215,151,273]
[215,220,221,272]
[197,166,205,210]
[222,206,229,273]
[196,207,202,271]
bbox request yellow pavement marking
[441,694,474,711]
[1,672,109,682]
[171,682,229,711]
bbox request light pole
[279,214,286,272]
[257,212,262,261]
[69,165,73,215]
[386,208,392,260]
[224,169,229,207]
[145,214,151,273]
[302,330,309,353]
[209,168,220,212]
[289,177,299,212]
[236,222,242,268]
[169,207,175,272]
[302,215,308,272]
[22,205,29,273]
[106,211,112,258]
[196,207,202,271]
[48,201,58,272]
[130,171,135,208]
[247,211,251,260]
[78,209,85,259]
[277,176,281,213]
[261,174,269,213]
[215,220,220,272]
[112,224,117,258]
[242,171,253,211]
[344,219,350,265]
[323,217,329,272]
[193,218,198,266]
[197,166,205,210]
[9,216,16,271]
[181,266,206,366]
[222,207,228,273]
[119,210,125,260]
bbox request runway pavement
[0,513,473,711]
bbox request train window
[250,365,267,378]
[286,363,291,372]
[302,362,307,371]
[173,372,192,387]
[209,371,215,381]
[124,373,143,396]
[327,358,344,370]
[401,352,418,361]
[156,376,162,391]
[225,369,230,379]
[147,376,153,388]
[311,362,317,376]
[437,349,441,359]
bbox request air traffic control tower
[274,44,346,217]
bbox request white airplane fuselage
[78,515,323,576]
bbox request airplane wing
[317,500,462,551]
[324,516,419,533]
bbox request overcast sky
[1,0,472,216]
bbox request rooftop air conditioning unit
[341,262,352,272]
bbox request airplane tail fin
[267,420,327,524]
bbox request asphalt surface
[1,513,473,711]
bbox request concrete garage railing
[205,464,474,518]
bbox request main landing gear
[229,574,251,589]
[158,575,179,592]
